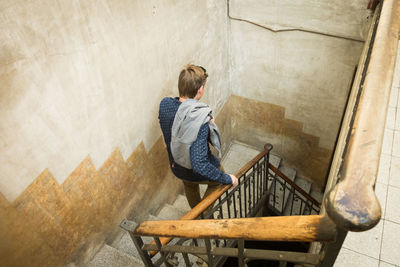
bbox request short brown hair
[178,64,208,98]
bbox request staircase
[84,142,324,267]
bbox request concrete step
[111,232,152,261]
[157,203,187,220]
[86,244,144,267]
[269,166,296,213]
[172,194,191,214]
[269,153,281,168]
[147,214,162,221]
[200,184,207,198]
[303,190,324,215]
[221,142,262,174]
[310,190,324,203]
[283,176,312,216]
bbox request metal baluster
[290,189,295,215]
[182,253,191,267]
[154,237,173,267]
[205,239,213,267]
[226,191,232,218]
[238,180,243,218]
[244,175,248,217]
[233,190,238,218]
[282,181,287,212]
[300,199,304,215]
[252,167,256,209]
[257,161,261,201]
[273,174,277,207]
[249,173,253,212]
[218,197,223,219]
[238,239,245,267]
[131,235,154,267]
[266,159,269,193]
[265,159,269,193]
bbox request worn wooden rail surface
[135,215,336,242]
[325,0,400,231]
[146,144,272,255]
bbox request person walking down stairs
[158,64,238,215]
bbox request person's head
[178,64,208,100]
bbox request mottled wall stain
[0,137,183,267]
[0,95,330,266]
[230,95,332,188]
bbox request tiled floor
[334,44,400,267]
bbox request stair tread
[294,177,312,193]
[157,203,186,220]
[173,194,191,213]
[147,214,162,221]
[310,190,324,203]
[269,154,281,168]
[283,176,312,216]
[268,166,296,213]
[86,244,144,267]
[112,230,156,259]
[278,166,296,180]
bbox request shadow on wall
[0,138,183,267]
[0,95,331,266]
[225,95,333,188]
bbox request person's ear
[195,86,204,100]
[199,85,204,94]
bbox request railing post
[132,235,154,267]
[238,239,245,267]
[120,219,155,267]
[204,239,213,267]
[182,252,191,267]
[154,237,173,267]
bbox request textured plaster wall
[0,0,230,201]
[229,0,370,150]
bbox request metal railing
[268,164,321,217]
[121,144,324,267]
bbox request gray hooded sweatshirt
[171,99,222,169]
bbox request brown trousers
[182,180,221,218]
[182,166,226,217]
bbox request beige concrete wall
[229,0,370,150]
[0,1,231,265]
[0,0,230,202]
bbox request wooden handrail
[147,143,273,255]
[135,215,336,242]
[269,164,321,207]
[325,0,400,231]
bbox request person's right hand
[229,174,239,187]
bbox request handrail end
[120,219,138,232]
[324,182,381,232]
[264,143,273,151]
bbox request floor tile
[389,86,399,108]
[384,186,400,224]
[389,156,400,188]
[386,107,396,130]
[342,219,383,260]
[391,131,400,157]
[395,108,400,130]
[382,129,394,155]
[334,247,379,267]
[378,154,391,185]
[379,261,397,267]
[375,182,388,217]
[381,220,400,266]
